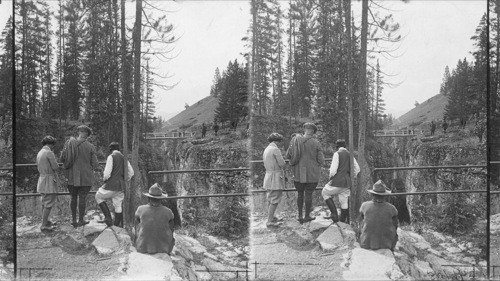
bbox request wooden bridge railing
[373,129,422,137]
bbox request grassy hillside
[162,96,218,132]
[395,93,448,130]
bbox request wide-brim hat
[144,183,168,199]
[303,122,318,133]
[368,180,391,195]
[77,125,92,136]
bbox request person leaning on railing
[60,125,99,227]
[263,133,286,227]
[37,136,60,231]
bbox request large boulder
[92,228,119,255]
[316,225,343,252]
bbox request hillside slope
[162,96,217,132]
[395,93,448,129]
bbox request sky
[153,0,486,119]
[366,1,486,118]
[0,1,487,120]
[0,1,12,31]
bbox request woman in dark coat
[135,183,175,255]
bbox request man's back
[136,205,174,254]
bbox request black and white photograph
[249,0,491,280]
[2,0,500,280]
[14,0,250,279]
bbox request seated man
[135,183,175,255]
[359,180,398,251]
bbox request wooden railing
[373,130,421,137]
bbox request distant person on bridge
[135,183,175,255]
[263,133,287,227]
[321,139,360,223]
[213,123,219,136]
[60,125,99,227]
[442,120,448,134]
[430,121,436,136]
[359,180,398,251]
[286,122,325,224]
[201,123,207,138]
[95,142,134,227]
[37,136,59,231]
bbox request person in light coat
[37,136,59,231]
[263,133,286,227]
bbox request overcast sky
[154,0,486,119]
[0,1,487,119]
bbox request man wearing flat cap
[263,133,286,227]
[322,139,360,223]
[135,183,175,254]
[60,125,99,227]
[359,180,399,251]
[286,122,325,223]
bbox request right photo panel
[249,1,489,280]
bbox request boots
[114,212,123,228]
[77,194,89,227]
[303,190,315,223]
[339,209,349,224]
[324,198,339,223]
[98,202,113,227]
[41,207,54,231]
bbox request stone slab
[316,225,343,251]
[92,228,119,255]
[122,252,173,280]
[343,248,396,280]
[308,217,333,233]
[83,221,106,237]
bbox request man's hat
[368,180,391,195]
[144,183,168,199]
[77,125,92,136]
[303,122,318,134]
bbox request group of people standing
[36,125,175,255]
[262,122,399,251]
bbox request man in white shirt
[95,142,134,227]
[321,139,360,223]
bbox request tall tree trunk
[356,0,371,196]
[345,0,358,228]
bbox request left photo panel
[15,0,250,280]
[0,1,14,280]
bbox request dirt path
[17,216,124,280]
[250,214,348,280]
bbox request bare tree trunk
[345,0,358,227]
[355,0,371,223]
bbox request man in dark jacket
[60,125,99,227]
[360,180,398,251]
[286,122,325,223]
[95,142,134,227]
